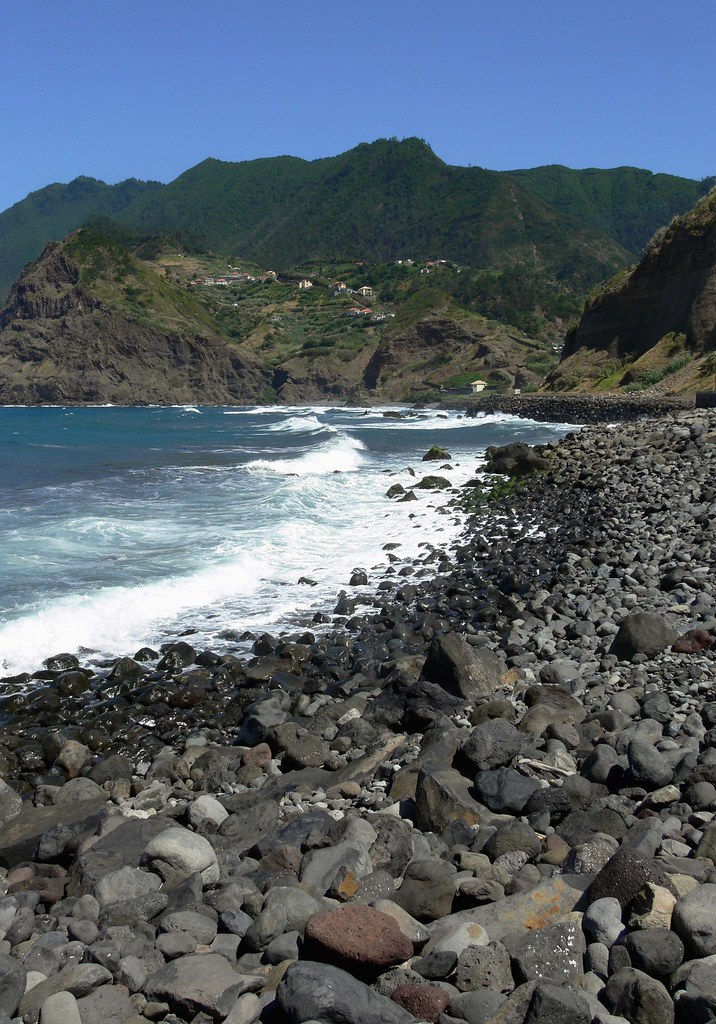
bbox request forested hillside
[1,138,710,301]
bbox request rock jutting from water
[0,407,714,1024]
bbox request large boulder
[421,634,502,701]
[75,985,136,1024]
[510,920,586,985]
[424,875,589,953]
[601,967,674,1024]
[455,940,513,993]
[39,991,82,1024]
[415,766,488,833]
[524,984,591,1024]
[671,884,716,958]
[277,960,414,1024]
[304,905,413,971]
[422,446,451,461]
[298,839,372,896]
[394,860,457,923]
[391,982,449,1022]
[144,954,250,1019]
[485,442,549,476]
[588,847,671,909]
[93,866,162,907]
[142,826,219,885]
[454,718,523,775]
[474,767,539,814]
[674,954,716,1024]
[610,612,678,660]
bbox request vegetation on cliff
[0,227,560,405]
[547,187,716,395]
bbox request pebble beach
[0,403,715,1024]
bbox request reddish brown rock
[304,905,413,970]
[242,742,272,768]
[672,629,713,654]
[392,983,450,1022]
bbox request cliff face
[363,315,549,400]
[0,234,563,406]
[0,242,270,405]
[550,189,716,389]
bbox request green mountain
[511,164,714,253]
[121,139,625,282]
[546,186,716,395]
[0,176,162,301]
[0,139,711,301]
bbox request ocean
[0,405,575,676]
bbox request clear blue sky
[1,0,714,212]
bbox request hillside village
[181,256,469,344]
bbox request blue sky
[1,0,714,212]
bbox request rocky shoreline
[0,409,715,1024]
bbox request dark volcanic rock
[454,718,523,775]
[589,848,672,909]
[610,612,678,660]
[277,960,414,1024]
[474,766,539,814]
[422,633,502,700]
[524,984,591,1024]
[602,967,675,1024]
[485,442,550,476]
[143,953,249,1019]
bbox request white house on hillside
[470,379,488,394]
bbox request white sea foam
[246,434,366,476]
[0,404,575,678]
[359,411,531,430]
[266,414,335,434]
[0,550,266,675]
[222,408,277,415]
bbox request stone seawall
[439,392,694,423]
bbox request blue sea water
[0,405,575,675]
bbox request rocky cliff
[363,314,550,400]
[548,188,716,391]
[0,241,270,405]
[0,231,564,406]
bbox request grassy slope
[0,177,162,300]
[45,232,559,401]
[122,139,630,286]
[65,229,225,338]
[546,188,716,395]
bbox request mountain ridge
[1,138,711,299]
